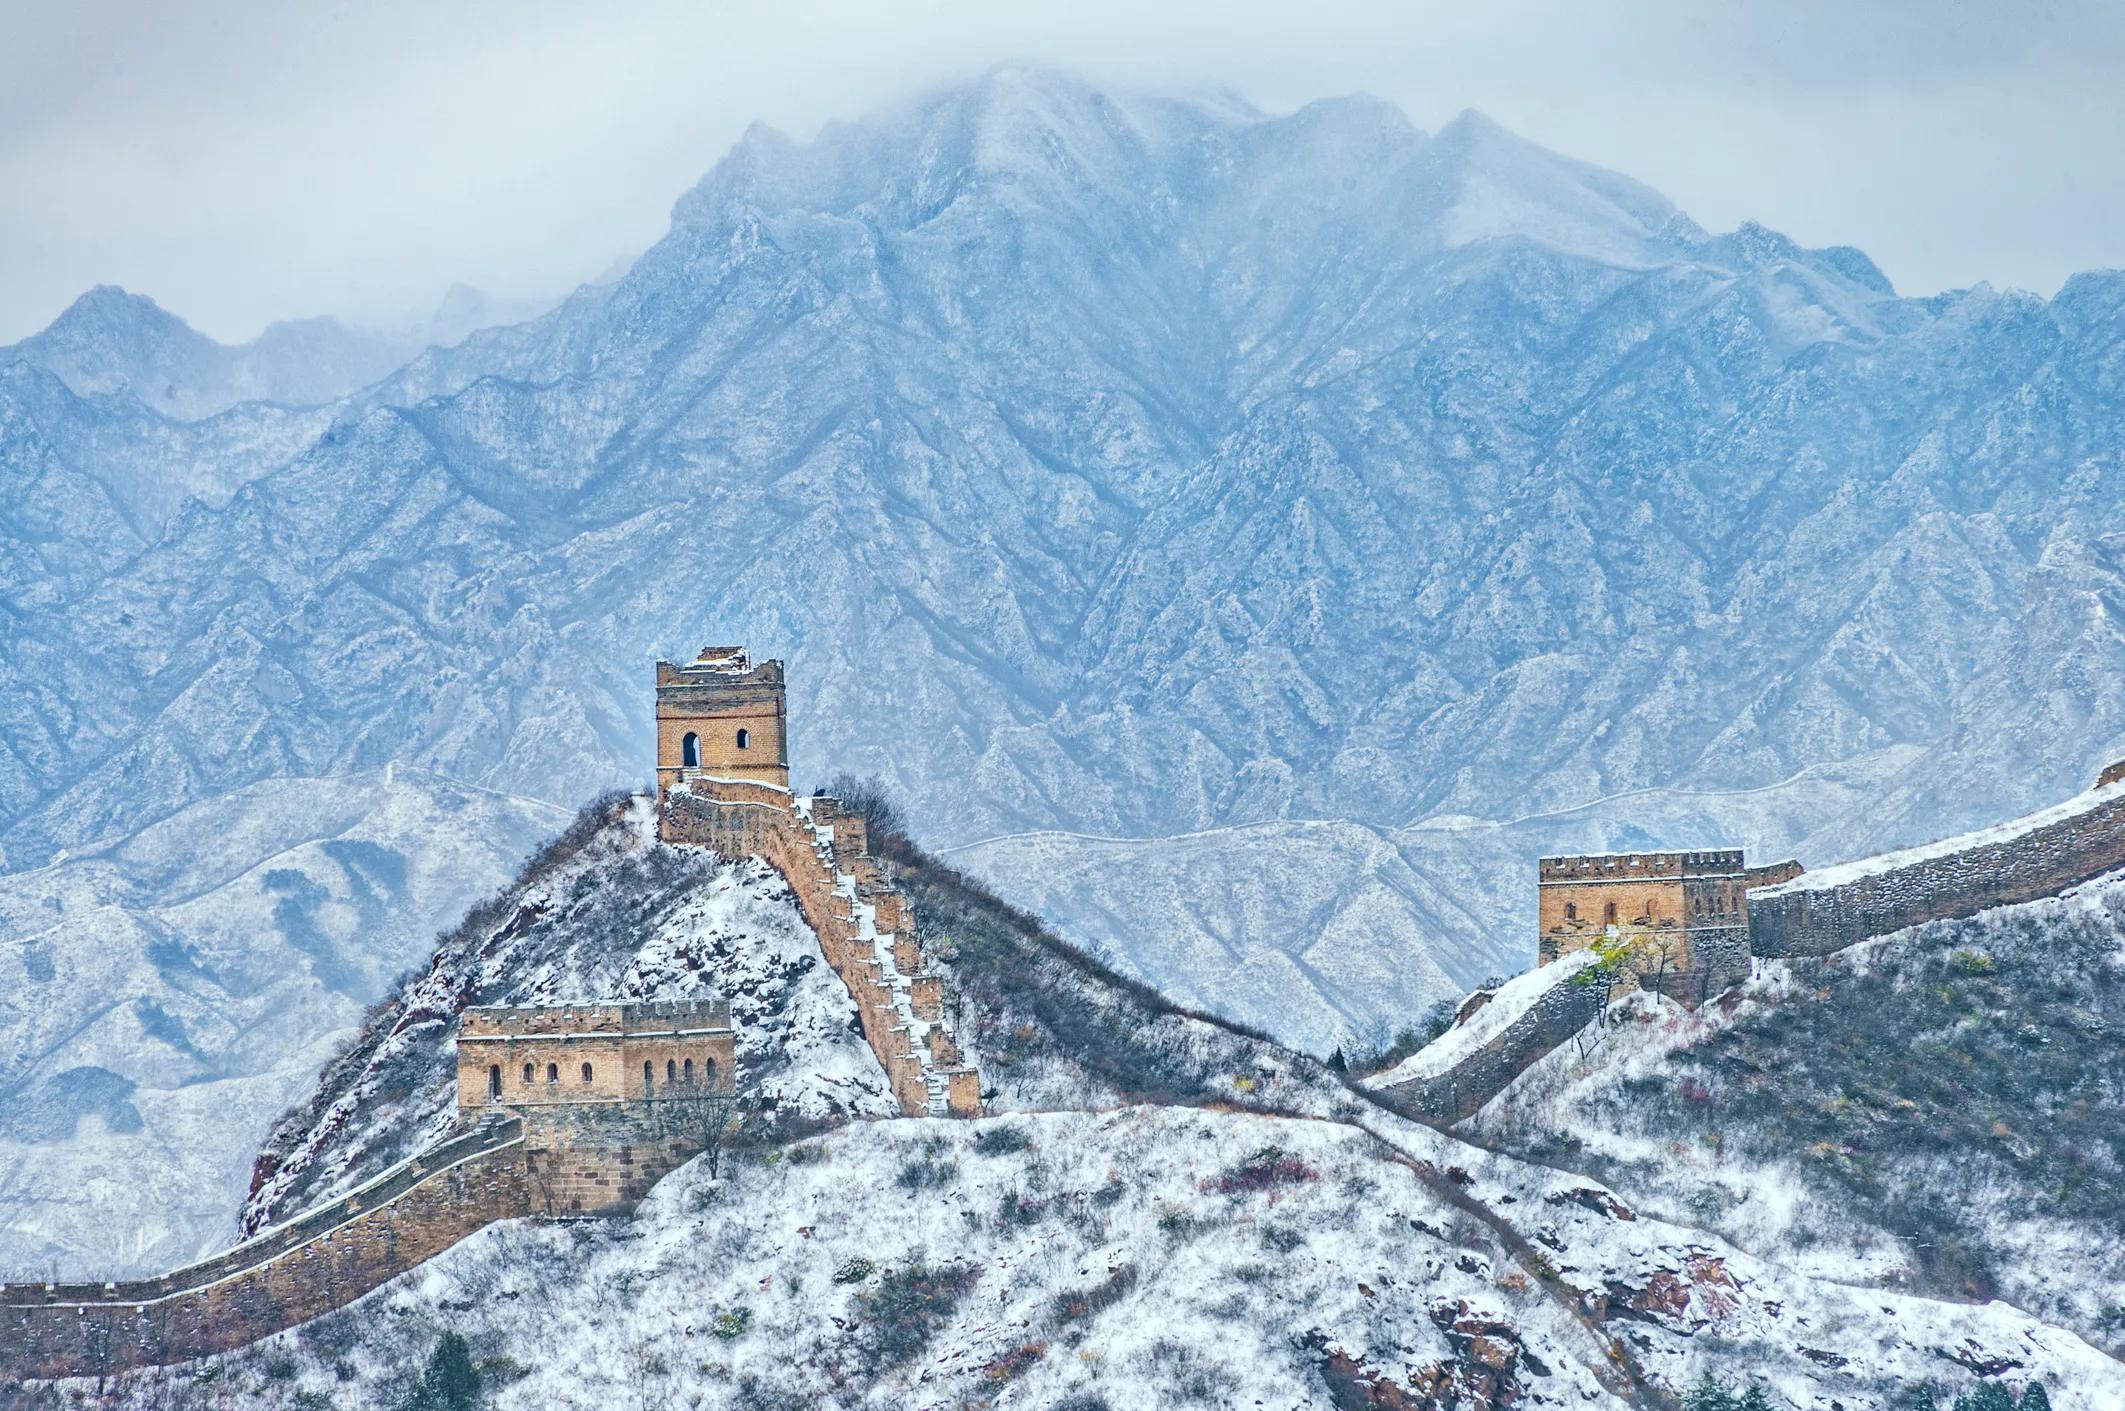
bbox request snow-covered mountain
[6,68,2125,1268]
[1,287,414,421]
[7,71,2122,872]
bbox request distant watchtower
[655,647,789,797]
[1537,850,1755,1003]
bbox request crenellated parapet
[660,776,979,1118]
[1535,848,1755,1004]
[1,995,745,1379]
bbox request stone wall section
[659,782,979,1117]
[1749,772,2125,958]
[1,1120,530,1381]
[1406,764,2125,1130]
[2,1094,733,1378]
[1379,973,1610,1126]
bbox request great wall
[652,648,979,1119]
[0,648,980,1381]
[5,640,2120,1382]
[0,1000,733,1379]
[1372,759,2125,1122]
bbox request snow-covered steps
[661,780,981,1117]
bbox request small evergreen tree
[403,1332,482,1411]
[1738,1383,1774,1411]
[2017,1386,2052,1411]
[1685,1372,1739,1411]
[1953,1384,2016,1411]
[1909,1387,1940,1411]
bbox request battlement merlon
[459,999,732,1039]
[1537,849,1746,882]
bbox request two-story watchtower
[655,647,790,798]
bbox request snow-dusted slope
[38,794,2124,1406]
[85,1106,2120,1408]
[1475,872,2125,1355]
[242,795,897,1231]
[0,768,560,1279]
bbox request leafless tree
[647,1088,751,1181]
[820,772,906,848]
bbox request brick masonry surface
[659,784,980,1117]
[1749,777,2125,958]
[1,1121,530,1380]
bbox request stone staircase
[660,779,980,1117]
[795,797,975,1116]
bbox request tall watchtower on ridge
[655,647,790,797]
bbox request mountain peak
[1417,108,1701,263]
[40,284,203,347]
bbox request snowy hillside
[54,1108,2119,1408]
[0,768,560,1280]
[245,795,1357,1234]
[241,793,899,1231]
[1473,871,2125,1356]
[15,792,2121,1404]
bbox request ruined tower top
[655,646,789,794]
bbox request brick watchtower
[1536,850,1754,1004]
[454,998,738,1216]
[655,647,790,797]
[455,999,736,1113]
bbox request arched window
[683,1057,695,1083]
[1564,902,1577,921]
[682,732,700,767]
[705,1057,717,1082]
[643,1060,653,1090]
[1603,901,1618,925]
[522,1062,535,1084]
[581,1062,594,1083]
[488,1064,501,1100]
[736,727,750,750]
[547,1063,559,1084]
[666,1058,677,1083]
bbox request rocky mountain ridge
[5,67,2125,1274]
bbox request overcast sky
[3,0,2121,343]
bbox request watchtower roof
[655,648,783,688]
[686,646,750,673]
